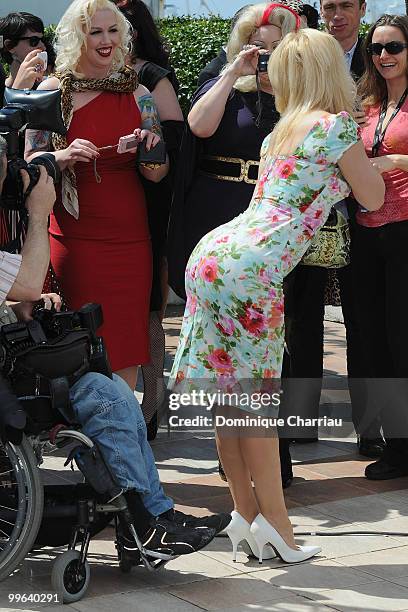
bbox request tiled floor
[1,306,408,611]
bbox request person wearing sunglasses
[285,0,387,462]
[351,14,408,481]
[0,12,46,91]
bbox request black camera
[0,88,66,212]
[0,106,61,211]
[0,302,112,384]
[257,52,271,73]
[32,302,112,380]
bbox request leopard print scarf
[52,66,138,219]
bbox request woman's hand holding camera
[133,128,161,151]
[227,45,260,79]
[13,50,46,90]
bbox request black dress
[167,78,279,300]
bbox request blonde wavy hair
[226,2,301,92]
[55,0,132,78]
[267,28,356,155]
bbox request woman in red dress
[26,0,169,389]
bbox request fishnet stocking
[141,311,166,426]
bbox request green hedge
[158,16,230,114]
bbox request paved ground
[1,306,408,611]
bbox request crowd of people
[0,0,407,567]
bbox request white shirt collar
[344,39,359,70]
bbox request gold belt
[201,155,260,185]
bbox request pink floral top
[169,112,359,410]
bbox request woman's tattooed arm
[136,94,163,138]
[25,129,51,160]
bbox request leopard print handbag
[301,208,350,269]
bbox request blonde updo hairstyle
[55,0,132,77]
[267,28,356,155]
[226,2,300,92]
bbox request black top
[167,79,280,299]
[197,49,227,87]
[137,61,184,311]
[138,61,180,95]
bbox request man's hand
[24,166,56,220]
[10,293,62,322]
[352,109,367,127]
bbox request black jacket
[350,37,365,81]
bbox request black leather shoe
[365,458,408,480]
[358,437,385,459]
[160,508,231,535]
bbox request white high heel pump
[250,514,321,564]
[225,511,276,562]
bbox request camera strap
[50,377,74,421]
[93,143,122,184]
[372,89,408,157]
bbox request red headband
[259,3,301,31]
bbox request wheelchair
[0,306,172,603]
[0,397,175,603]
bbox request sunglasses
[17,35,44,47]
[367,41,408,56]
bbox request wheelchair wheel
[0,435,44,581]
[51,550,90,603]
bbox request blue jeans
[67,372,173,517]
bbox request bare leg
[240,435,297,549]
[216,427,259,524]
[116,366,138,390]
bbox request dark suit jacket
[350,37,365,81]
[347,36,366,218]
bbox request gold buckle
[204,155,245,182]
[203,156,259,184]
[243,159,259,185]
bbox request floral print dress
[169,112,359,412]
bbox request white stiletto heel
[250,514,321,564]
[225,511,276,562]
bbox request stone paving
[1,306,408,611]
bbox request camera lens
[29,153,61,185]
[257,53,271,73]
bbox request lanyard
[372,88,408,157]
